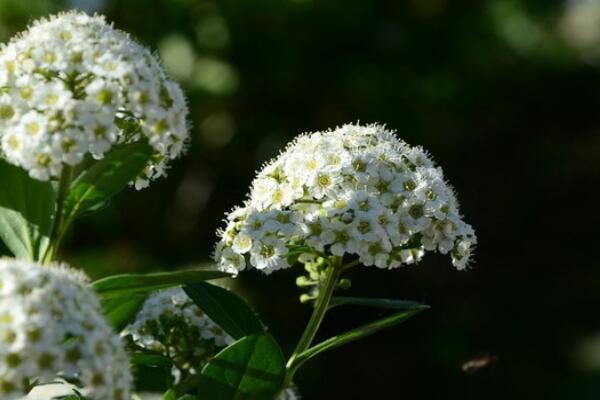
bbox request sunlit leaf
[92,267,230,299]
[62,141,153,222]
[292,306,429,369]
[95,267,230,332]
[162,389,177,400]
[100,295,146,331]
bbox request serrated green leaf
[183,283,263,340]
[292,306,429,369]
[329,296,426,310]
[92,267,230,299]
[198,334,286,400]
[0,159,56,260]
[62,141,153,222]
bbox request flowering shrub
[0,11,476,400]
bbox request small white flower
[232,232,253,254]
[220,247,247,273]
[250,238,289,272]
[251,177,282,209]
[398,248,425,265]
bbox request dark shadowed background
[2,0,599,398]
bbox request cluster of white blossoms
[0,258,131,400]
[215,123,477,274]
[124,287,234,381]
[0,11,188,187]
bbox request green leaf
[162,389,177,400]
[62,141,153,222]
[162,391,198,400]
[0,159,56,260]
[198,334,286,400]
[101,294,146,331]
[131,353,174,369]
[183,282,264,340]
[95,267,230,331]
[92,267,230,299]
[53,389,89,400]
[329,296,426,310]
[292,306,429,369]
[131,351,174,392]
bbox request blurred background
[2,0,599,398]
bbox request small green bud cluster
[296,256,350,303]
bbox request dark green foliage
[183,283,264,339]
[197,334,286,400]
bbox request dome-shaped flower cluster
[0,11,188,187]
[214,123,477,274]
[0,258,131,400]
[124,287,234,380]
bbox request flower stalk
[43,166,72,263]
[279,256,343,396]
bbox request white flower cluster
[124,287,234,380]
[125,288,301,399]
[0,11,188,187]
[215,123,476,274]
[0,258,131,400]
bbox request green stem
[341,259,360,271]
[278,257,342,396]
[42,166,72,263]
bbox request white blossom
[214,123,477,274]
[0,258,131,400]
[0,11,189,186]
